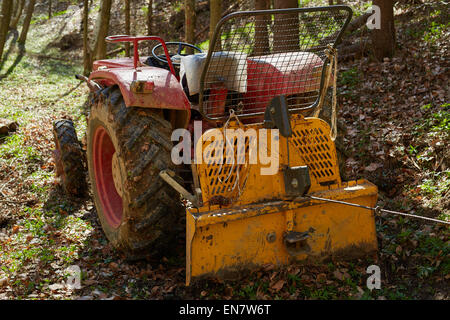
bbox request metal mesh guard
[196,123,252,205]
[199,6,352,120]
[196,116,341,205]
[289,118,341,184]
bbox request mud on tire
[86,86,184,259]
[53,119,87,196]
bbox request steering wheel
[152,42,202,66]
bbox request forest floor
[0,1,448,300]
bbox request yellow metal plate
[187,115,378,285]
[186,179,378,285]
[195,115,341,207]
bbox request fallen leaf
[151,286,160,295]
[364,163,383,172]
[0,278,8,287]
[109,262,119,270]
[263,264,274,272]
[316,273,327,282]
[49,283,64,291]
[333,270,344,280]
[224,286,233,297]
[83,279,98,286]
[271,280,285,292]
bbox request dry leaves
[271,280,285,292]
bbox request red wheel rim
[93,126,123,228]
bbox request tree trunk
[0,0,14,60]
[10,0,25,30]
[209,0,222,50]
[253,0,270,56]
[273,0,299,52]
[18,0,36,45]
[48,0,52,19]
[147,0,153,35]
[185,0,196,54]
[82,0,91,75]
[147,0,153,54]
[93,0,112,61]
[124,0,130,56]
[371,0,395,60]
[11,0,18,16]
[131,0,137,36]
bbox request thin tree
[92,0,112,60]
[49,0,52,19]
[10,0,25,30]
[10,0,19,25]
[131,0,137,35]
[371,0,395,60]
[82,0,91,75]
[0,0,14,60]
[185,0,195,54]
[147,0,153,35]
[11,0,18,16]
[147,0,153,54]
[124,0,130,56]
[209,0,222,50]
[253,0,270,56]
[273,0,299,52]
[18,0,36,45]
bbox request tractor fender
[89,67,191,128]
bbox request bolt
[270,107,275,114]
[266,232,276,243]
[291,178,298,188]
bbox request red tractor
[54,6,379,285]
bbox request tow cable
[305,195,450,226]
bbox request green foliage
[423,22,450,44]
[0,133,41,165]
[197,39,210,51]
[416,103,449,135]
[418,172,450,197]
[340,67,360,87]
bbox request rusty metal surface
[187,112,378,285]
[195,114,341,207]
[186,179,378,285]
[89,67,190,111]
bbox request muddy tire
[53,119,87,196]
[86,86,183,259]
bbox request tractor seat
[180,51,248,96]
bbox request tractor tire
[86,86,183,259]
[53,119,87,196]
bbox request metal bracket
[263,95,292,137]
[284,230,312,256]
[283,166,311,197]
[159,169,200,207]
[75,74,102,92]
